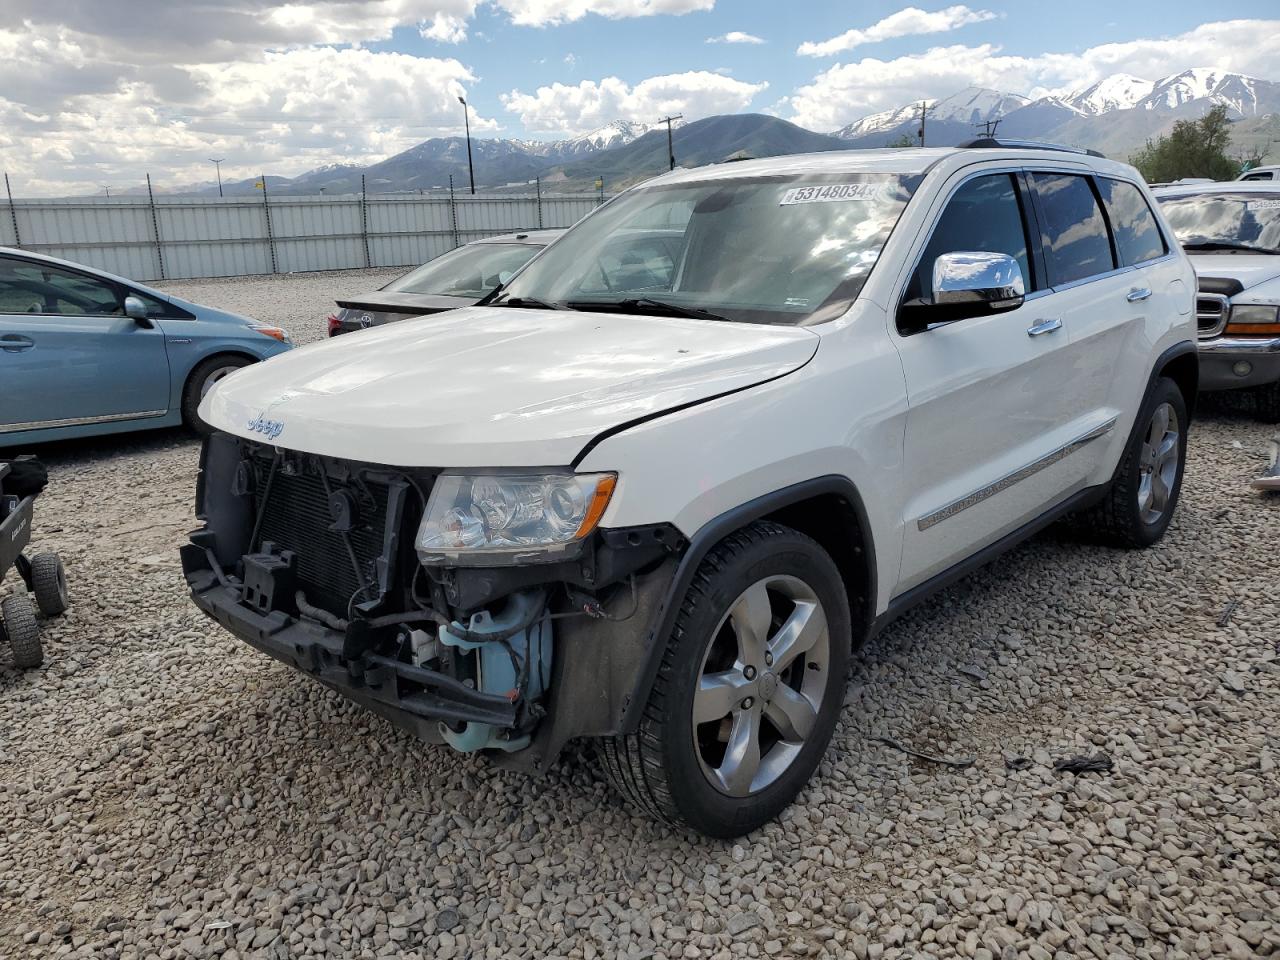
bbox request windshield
[1157,192,1280,253]
[493,173,920,324]
[384,242,544,298]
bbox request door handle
[1127,287,1153,302]
[0,334,34,352]
[1026,318,1062,337]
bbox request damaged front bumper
[181,434,685,770]
[184,558,521,743]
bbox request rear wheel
[30,553,69,617]
[182,355,252,435]
[600,521,850,837]
[1073,377,1187,548]
[2,594,42,669]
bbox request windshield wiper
[567,297,733,324]
[1182,239,1279,255]
[492,296,571,311]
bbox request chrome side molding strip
[0,409,167,434]
[917,417,1118,531]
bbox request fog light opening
[1233,361,1253,378]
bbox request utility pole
[209,158,225,197]
[457,96,476,195]
[977,118,1001,139]
[101,185,111,198]
[917,101,929,147]
[657,114,683,171]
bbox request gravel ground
[1,269,1278,960]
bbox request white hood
[1190,254,1280,303]
[202,306,819,467]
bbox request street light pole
[657,114,683,171]
[209,158,225,197]
[457,96,476,195]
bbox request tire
[2,593,43,669]
[182,355,252,435]
[1252,381,1280,424]
[1073,377,1188,548]
[599,521,851,838]
[30,553,69,617]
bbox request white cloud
[788,19,1280,131]
[707,31,764,45]
[502,71,767,135]
[0,41,492,196]
[797,5,996,58]
[493,0,714,27]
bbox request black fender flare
[617,474,876,733]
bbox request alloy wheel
[692,575,830,797]
[1137,401,1180,525]
[199,365,241,401]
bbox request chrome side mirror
[123,295,152,326]
[931,251,1025,311]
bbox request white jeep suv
[183,144,1197,837]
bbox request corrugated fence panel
[541,196,602,229]
[366,196,455,267]
[4,192,614,280]
[156,199,274,279]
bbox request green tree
[1131,105,1239,182]
[885,133,917,148]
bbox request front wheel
[1073,377,1188,548]
[2,594,43,669]
[600,521,850,838]
[182,355,252,436]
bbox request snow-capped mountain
[1136,68,1274,116]
[1063,74,1154,116]
[832,69,1279,153]
[833,87,1027,139]
[535,120,666,159]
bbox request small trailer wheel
[2,594,43,669]
[30,553,69,617]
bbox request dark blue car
[0,248,291,445]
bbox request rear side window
[1030,173,1115,286]
[904,173,1036,305]
[1097,179,1166,265]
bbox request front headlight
[1227,303,1280,334]
[250,323,291,343]
[416,472,617,565]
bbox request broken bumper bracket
[184,560,518,732]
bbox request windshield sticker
[780,183,882,205]
[1247,199,1280,210]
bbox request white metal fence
[0,190,608,282]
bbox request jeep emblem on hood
[247,413,284,440]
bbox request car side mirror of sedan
[123,295,154,328]
[898,251,1026,334]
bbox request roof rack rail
[958,137,1106,159]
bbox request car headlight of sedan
[415,472,617,565]
[1226,303,1280,334]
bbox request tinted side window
[0,257,122,317]
[905,173,1035,304]
[1030,173,1115,286]
[1097,178,1166,265]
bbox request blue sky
[2,2,1279,194]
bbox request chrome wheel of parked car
[1137,401,1180,525]
[693,575,830,797]
[599,521,850,837]
[199,363,243,400]
[182,355,253,435]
